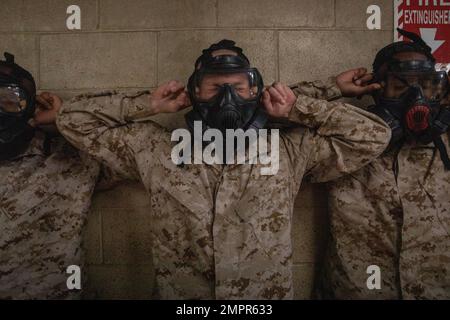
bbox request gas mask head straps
[373,28,435,78]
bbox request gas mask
[373,59,449,141]
[186,40,267,134]
[369,28,450,169]
[0,52,36,161]
[370,58,450,169]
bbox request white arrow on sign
[420,28,445,54]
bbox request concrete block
[158,30,277,84]
[82,209,103,265]
[292,206,329,264]
[40,32,157,89]
[279,30,392,84]
[294,183,328,210]
[293,263,314,299]
[101,207,153,265]
[84,264,155,299]
[100,0,216,29]
[218,0,334,27]
[0,0,97,32]
[92,182,151,209]
[0,34,38,86]
[336,0,394,30]
[292,184,329,264]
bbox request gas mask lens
[382,71,448,101]
[0,85,28,114]
[193,71,261,102]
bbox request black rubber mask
[186,40,267,134]
[0,52,36,161]
[370,59,450,169]
[375,59,448,140]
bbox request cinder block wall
[0,0,394,299]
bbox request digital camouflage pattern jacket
[298,83,450,299]
[0,132,99,299]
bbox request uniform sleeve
[290,76,342,101]
[287,92,391,183]
[56,90,169,182]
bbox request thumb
[353,83,381,97]
[352,67,368,80]
[361,83,381,94]
[36,95,52,110]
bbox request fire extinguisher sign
[395,0,450,63]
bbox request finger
[273,82,288,99]
[28,118,37,128]
[165,88,186,103]
[170,85,186,97]
[39,92,52,101]
[47,93,62,105]
[167,80,185,93]
[283,85,296,102]
[175,102,190,112]
[174,92,189,107]
[161,81,178,97]
[268,86,286,104]
[367,83,382,92]
[164,82,185,99]
[352,68,368,81]
[358,83,382,95]
[285,86,297,103]
[161,83,171,97]
[184,94,192,107]
[35,95,52,109]
[262,91,274,113]
[355,73,374,86]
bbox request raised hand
[336,67,381,98]
[31,92,63,127]
[262,82,297,119]
[150,80,191,114]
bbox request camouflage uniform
[298,84,450,299]
[55,78,390,299]
[0,131,99,299]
